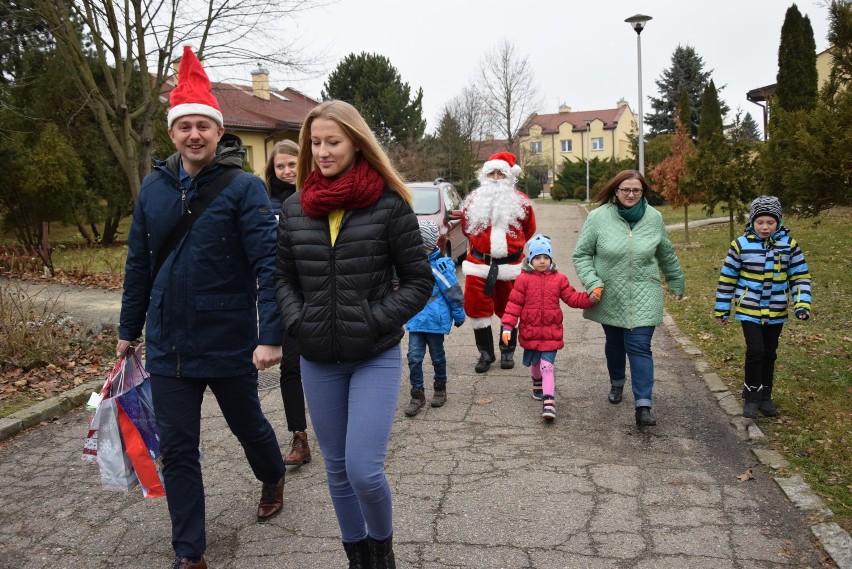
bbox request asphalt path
[0,203,842,568]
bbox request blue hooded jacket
[405,248,465,334]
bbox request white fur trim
[480,159,517,185]
[490,228,508,258]
[168,103,224,128]
[462,260,523,281]
[470,317,493,329]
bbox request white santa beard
[463,180,529,254]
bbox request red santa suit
[461,151,536,371]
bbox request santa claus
[461,151,536,372]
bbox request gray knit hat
[749,195,782,225]
[418,220,439,252]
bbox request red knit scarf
[300,157,386,218]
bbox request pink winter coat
[501,265,596,352]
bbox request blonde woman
[274,100,433,568]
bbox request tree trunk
[683,205,690,245]
[728,202,736,241]
[39,221,54,276]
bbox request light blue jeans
[300,345,402,542]
[602,325,656,408]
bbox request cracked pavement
[0,202,831,568]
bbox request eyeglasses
[616,187,643,196]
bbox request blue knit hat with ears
[527,234,553,264]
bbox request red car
[408,179,468,263]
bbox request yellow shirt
[328,209,344,246]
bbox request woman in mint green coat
[572,170,684,426]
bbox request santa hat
[481,151,522,180]
[167,46,224,128]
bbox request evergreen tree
[776,4,818,112]
[647,45,730,137]
[697,80,725,144]
[687,85,755,239]
[740,112,762,141]
[322,52,426,147]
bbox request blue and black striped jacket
[714,224,811,325]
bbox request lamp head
[625,14,652,35]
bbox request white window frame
[560,139,572,153]
[530,141,542,154]
[591,137,604,152]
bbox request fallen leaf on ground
[737,469,754,482]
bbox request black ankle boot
[473,327,495,373]
[608,385,623,404]
[343,539,370,569]
[499,327,517,369]
[367,535,396,569]
[635,406,656,426]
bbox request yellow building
[516,100,636,187]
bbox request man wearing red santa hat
[461,151,536,372]
[117,46,286,569]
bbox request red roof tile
[518,106,630,136]
[161,78,319,132]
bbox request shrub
[550,186,568,201]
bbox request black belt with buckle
[470,248,522,265]
[471,248,522,295]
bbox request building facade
[516,101,636,187]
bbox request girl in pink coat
[501,234,598,421]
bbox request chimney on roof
[559,103,572,113]
[485,134,494,142]
[617,98,628,108]
[251,64,270,100]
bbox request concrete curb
[0,379,103,441]
[662,312,851,568]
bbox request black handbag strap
[151,168,241,282]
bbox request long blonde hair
[296,100,412,206]
[264,139,300,192]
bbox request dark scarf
[300,157,385,218]
[617,197,647,229]
[269,177,296,201]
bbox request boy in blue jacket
[404,221,466,416]
[714,195,812,419]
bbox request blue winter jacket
[714,224,811,325]
[119,136,283,377]
[405,248,465,334]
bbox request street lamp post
[584,119,591,202]
[625,13,652,176]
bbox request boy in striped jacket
[714,196,812,419]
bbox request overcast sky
[248,0,833,136]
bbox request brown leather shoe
[283,431,311,465]
[171,556,206,569]
[257,475,285,521]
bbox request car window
[411,186,440,215]
[444,185,462,210]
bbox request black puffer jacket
[274,188,433,362]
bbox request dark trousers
[280,333,308,433]
[150,373,285,558]
[741,321,783,391]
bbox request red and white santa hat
[481,151,523,180]
[167,46,224,128]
